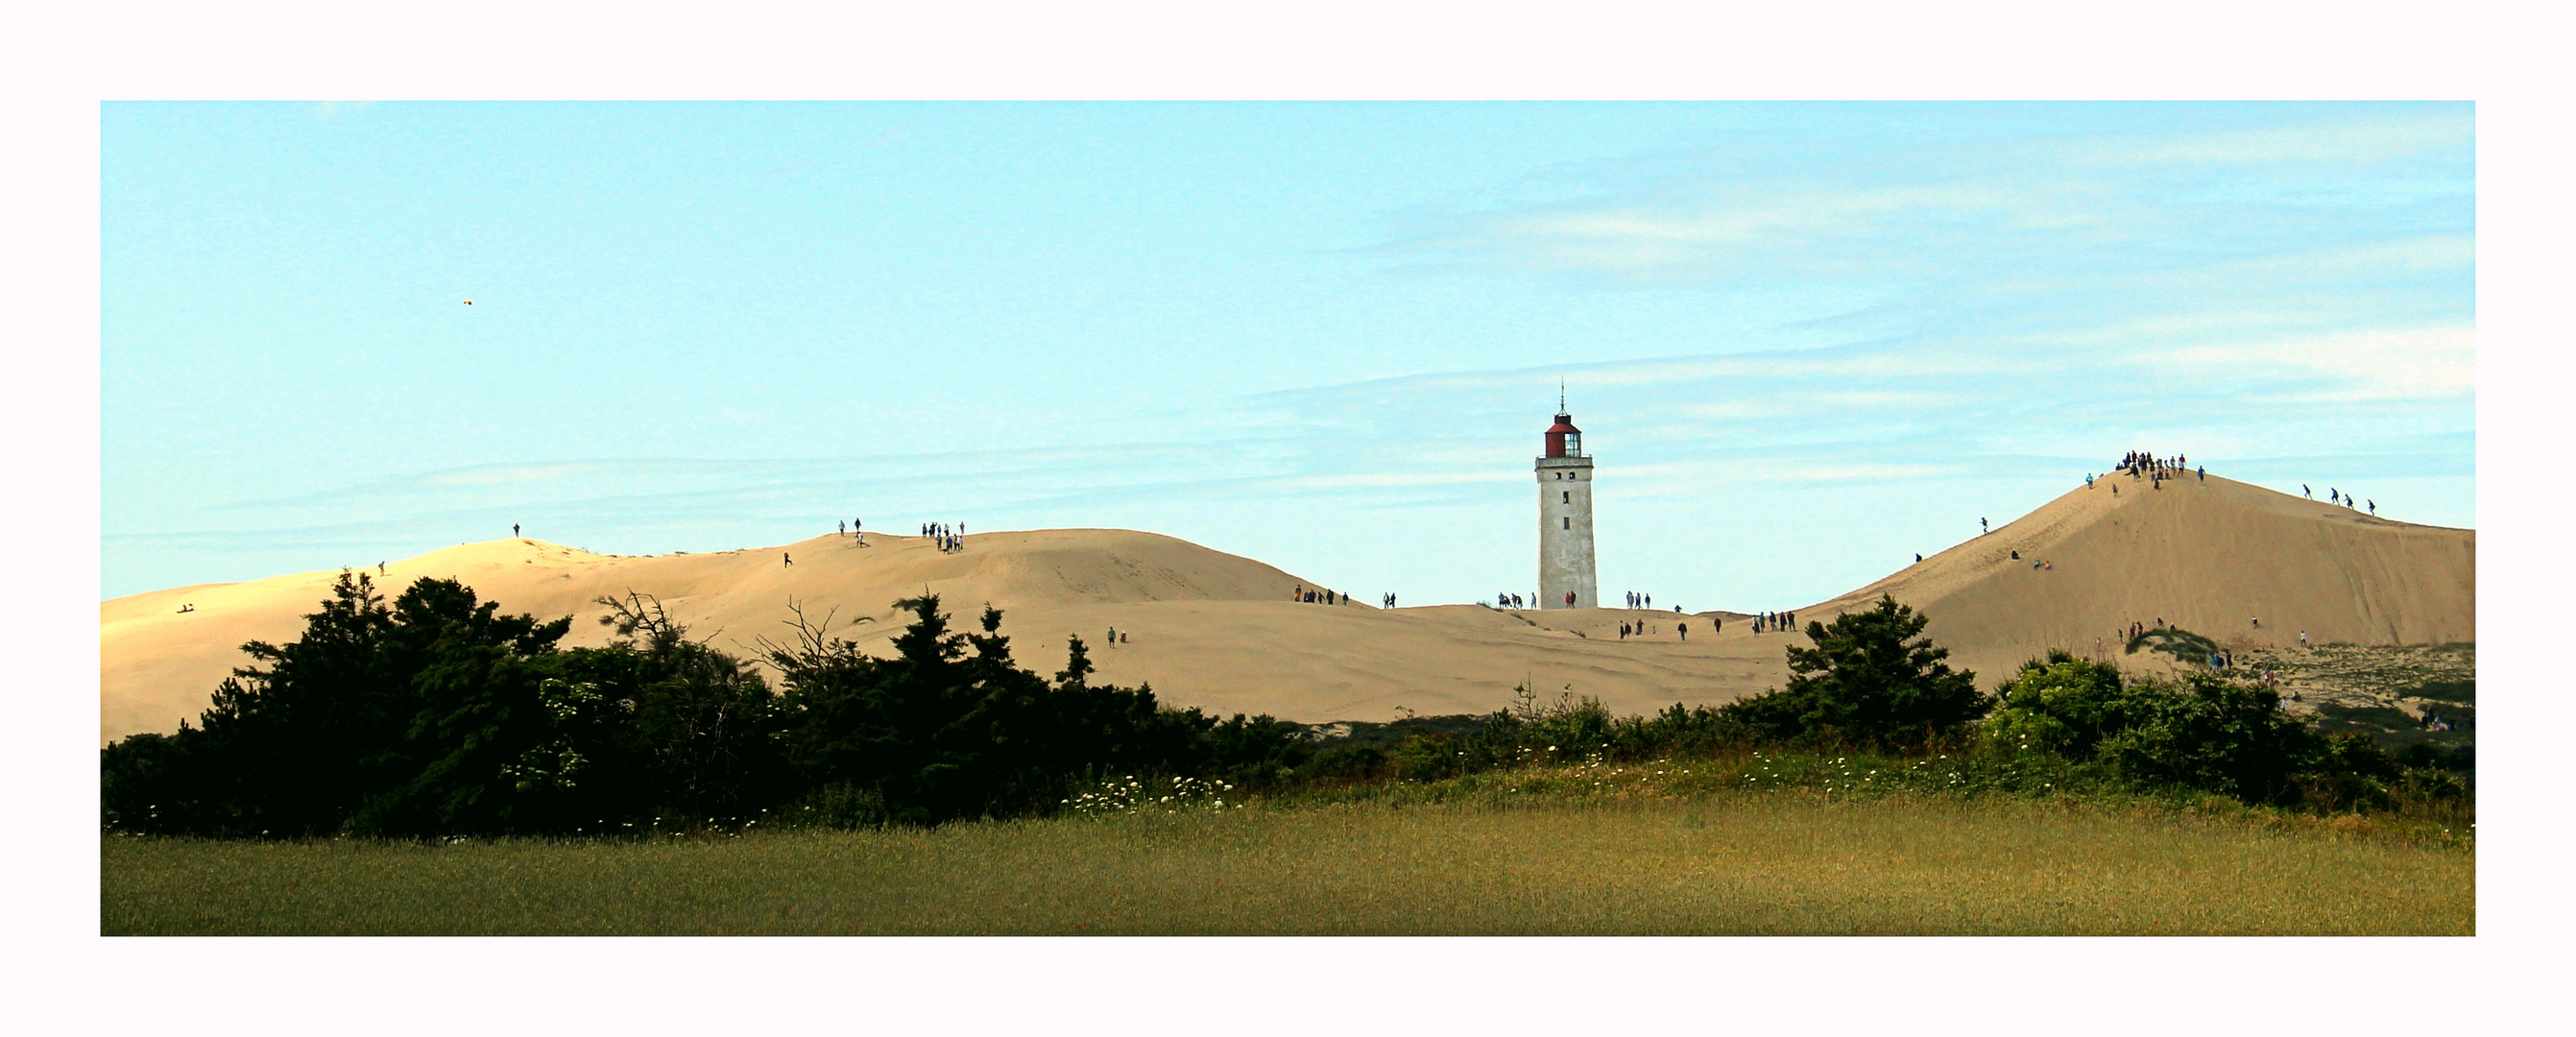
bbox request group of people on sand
[2100,450,2209,492]
[1619,618,1696,640]
[838,518,868,545]
[2117,450,2188,475]
[1381,592,1397,609]
[1294,585,1345,605]
[2307,485,2377,515]
[1498,591,1528,609]
[1624,591,1655,609]
[1753,610,1795,634]
[922,521,966,553]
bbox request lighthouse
[1536,408,1598,610]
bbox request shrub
[1979,651,2129,758]
[1718,595,1986,748]
[1984,656,2420,811]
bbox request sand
[1807,471,2474,683]
[100,473,2472,744]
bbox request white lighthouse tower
[1536,405,1598,610]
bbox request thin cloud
[2077,111,2472,166]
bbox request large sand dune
[1807,471,2474,683]
[101,472,2472,743]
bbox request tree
[100,573,583,836]
[1720,594,1986,746]
[578,591,785,823]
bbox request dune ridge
[101,473,2472,743]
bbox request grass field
[104,788,2472,935]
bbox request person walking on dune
[1677,620,1687,641]
[513,522,520,539]
[2303,484,2311,498]
[1981,517,1989,534]
[2197,466,2204,481]
[2368,499,2376,515]
[782,552,792,568]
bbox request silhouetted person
[782,552,792,567]
[513,522,520,538]
[1677,621,1687,641]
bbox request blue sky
[102,101,2474,607]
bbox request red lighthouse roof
[1544,412,1583,458]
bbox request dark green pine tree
[1721,594,1988,747]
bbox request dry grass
[103,791,2470,935]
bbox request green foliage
[104,580,1308,837]
[1981,653,2427,811]
[1718,595,1986,747]
[762,594,1264,825]
[1979,651,2128,758]
[100,573,584,837]
[2099,676,2327,803]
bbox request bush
[1982,654,2419,811]
[1718,595,1986,748]
[1979,651,2129,758]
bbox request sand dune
[101,472,2472,743]
[1805,471,2474,683]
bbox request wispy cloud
[2160,326,2475,403]
[2075,111,2473,166]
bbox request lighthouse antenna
[1558,378,1565,411]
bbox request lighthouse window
[1562,491,1570,503]
[1563,517,1570,529]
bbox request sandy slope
[1803,471,2474,683]
[102,530,1787,741]
[101,472,2472,743]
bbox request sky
[101,101,2475,608]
